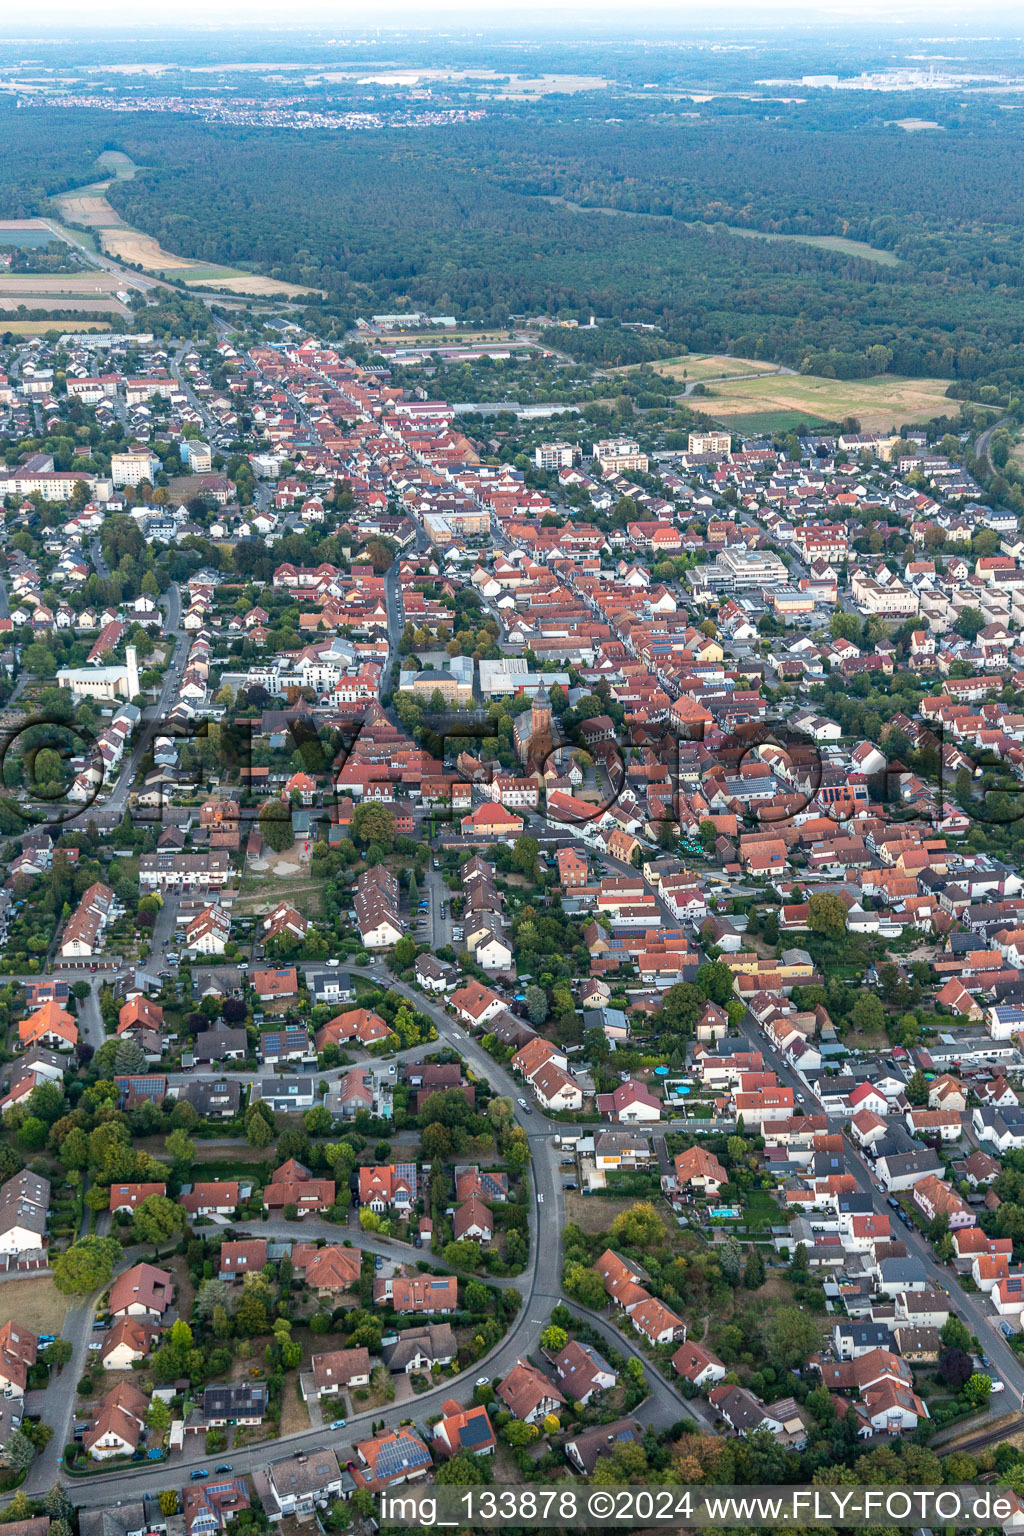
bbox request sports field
[701,372,955,432]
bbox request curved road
[17,961,700,1507]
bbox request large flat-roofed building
[534,442,578,471]
[478,657,570,699]
[111,447,160,487]
[688,430,732,455]
[592,438,648,473]
[704,546,789,591]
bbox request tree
[421,1122,452,1160]
[941,1314,972,1352]
[850,993,885,1034]
[743,1245,766,1290]
[962,1372,992,1408]
[132,1194,186,1254]
[719,1236,743,1287]
[52,1235,121,1295]
[43,1485,75,1523]
[540,1325,567,1352]
[609,1202,667,1248]
[235,1287,270,1337]
[807,893,847,938]
[304,1105,332,1136]
[562,1262,607,1308]
[905,1068,930,1106]
[543,1413,561,1435]
[247,1112,274,1149]
[42,1338,72,1372]
[829,609,861,643]
[147,1398,171,1437]
[954,607,985,642]
[352,803,397,850]
[165,1127,195,1165]
[436,1452,489,1485]
[695,962,733,1006]
[258,798,295,852]
[159,1491,179,1517]
[502,1419,539,1448]
[938,1346,973,1390]
[524,984,549,1026]
[4,1429,35,1472]
[763,1306,821,1369]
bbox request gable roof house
[496,1358,565,1423]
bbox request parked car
[330,1418,348,1430]
[190,1470,210,1481]
[215,1464,233,1474]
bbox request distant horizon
[5,11,1024,38]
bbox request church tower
[528,682,553,768]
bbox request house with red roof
[595,1080,661,1123]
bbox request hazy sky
[8,1,1024,32]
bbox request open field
[0,320,111,334]
[53,158,322,298]
[0,1276,69,1333]
[564,1190,639,1234]
[0,218,62,247]
[537,197,899,266]
[626,353,782,383]
[723,227,902,266]
[0,272,125,293]
[0,295,126,314]
[702,372,955,432]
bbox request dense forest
[5,89,1024,385]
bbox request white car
[475,1377,489,1387]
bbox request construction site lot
[700,372,956,433]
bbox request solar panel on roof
[458,1415,490,1448]
[373,1437,429,1479]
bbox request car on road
[475,1377,489,1387]
[325,958,340,967]
[215,1464,233,1474]
[875,1182,886,1194]
[518,1098,532,1113]
[991,1379,1006,1393]
[886,1197,900,1210]
[330,1418,348,1430]
[190,1469,210,1480]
